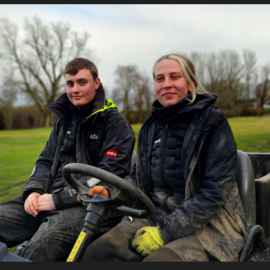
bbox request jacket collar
[152,93,217,123]
[47,83,106,120]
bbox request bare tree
[243,49,257,101]
[189,52,207,86]
[0,71,17,130]
[205,52,226,94]
[0,17,93,127]
[112,65,140,119]
[256,64,270,116]
[221,50,244,99]
[112,65,154,123]
[205,50,245,116]
[132,75,155,123]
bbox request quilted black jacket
[126,93,248,262]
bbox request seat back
[235,150,256,228]
[130,150,137,173]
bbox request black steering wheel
[62,163,155,219]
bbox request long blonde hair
[153,54,208,103]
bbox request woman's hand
[131,226,164,257]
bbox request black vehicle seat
[235,150,256,228]
[130,150,137,173]
[235,150,269,262]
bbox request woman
[80,54,248,262]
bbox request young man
[0,58,135,261]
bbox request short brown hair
[65,58,98,81]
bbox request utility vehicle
[0,150,270,262]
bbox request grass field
[1,115,270,205]
[228,116,270,153]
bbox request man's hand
[37,194,56,212]
[131,226,164,257]
[24,192,40,217]
[77,186,109,203]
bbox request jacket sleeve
[52,109,135,210]
[98,109,135,197]
[157,118,238,243]
[22,119,60,201]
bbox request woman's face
[154,59,191,107]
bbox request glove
[131,226,164,257]
[77,186,109,204]
[87,186,109,198]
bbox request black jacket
[23,84,135,210]
[149,95,195,213]
[126,93,248,262]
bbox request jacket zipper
[76,119,89,164]
[48,120,67,191]
[161,123,169,186]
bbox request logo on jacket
[105,100,112,106]
[68,188,77,197]
[90,134,98,139]
[106,150,118,158]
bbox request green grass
[0,128,52,204]
[1,116,270,205]
[228,116,270,153]
[131,124,141,151]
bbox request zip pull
[161,122,170,186]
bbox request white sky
[1,4,270,103]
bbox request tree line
[188,50,270,117]
[0,17,270,130]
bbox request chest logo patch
[154,138,161,144]
[90,134,98,139]
[106,150,118,158]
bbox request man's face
[65,69,100,108]
[154,59,191,107]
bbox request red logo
[106,150,118,158]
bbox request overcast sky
[1,4,270,103]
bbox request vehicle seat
[235,150,256,228]
[130,150,137,173]
[235,150,269,262]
